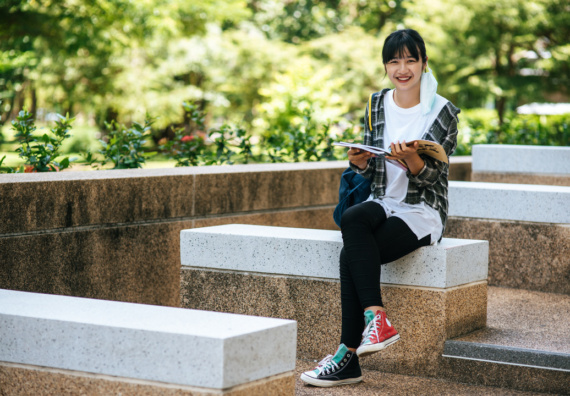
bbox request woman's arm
[349,99,377,178]
[407,110,459,187]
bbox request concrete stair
[440,286,570,394]
[295,286,569,395]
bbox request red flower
[181,135,194,143]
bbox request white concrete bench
[0,289,296,394]
[448,181,570,223]
[472,144,570,186]
[180,224,488,377]
[447,181,570,294]
[181,224,488,289]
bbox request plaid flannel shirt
[350,89,461,239]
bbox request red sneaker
[356,310,400,357]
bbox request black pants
[339,201,430,348]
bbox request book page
[334,140,448,164]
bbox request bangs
[382,30,425,64]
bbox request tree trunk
[495,96,506,128]
[30,84,37,117]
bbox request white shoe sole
[300,373,363,387]
[356,333,400,357]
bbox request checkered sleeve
[407,103,459,187]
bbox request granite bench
[180,224,489,377]
[447,181,570,294]
[472,144,570,186]
[0,289,296,395]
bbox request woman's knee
[341,201,383,230]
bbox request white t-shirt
[369,89,448,244]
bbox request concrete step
[294,359,549,395]
[441,286,570,394]
[446,181,570,294]
[295,287,568,394]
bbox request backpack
[332,93,375,228]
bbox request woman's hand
[348,148,374,170]
[386,140,425,175]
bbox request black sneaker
[300,344,363,387]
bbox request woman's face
[385,47,426,95]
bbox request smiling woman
[300,28,461,388]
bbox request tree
[403,0,570,123]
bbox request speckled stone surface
[294,360,550,396]
[0,162,347,234]
[453,286,570,354]
[448,181,570,223]
[180,268,486,377]
[0,221,186,307]
[0,160,470,308]
[472,144,570,175]
[473,172,570,186]
[0,289,296,389]
[0,362,295,396]
[445,218,570,294]
[439,286,570,394]
[444,341,570,370]
[439,354,570,394]
[181,225,488,288]
[449,156,472,181]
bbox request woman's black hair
[382,29,427,65]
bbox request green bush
[97,116,156,169]
[10,110,75,172]
[455,109,570,156]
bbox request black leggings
[339,201,430,348]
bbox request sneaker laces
[362,315,380,344]
[314,354,339,375]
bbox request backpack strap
[368,93,374,131]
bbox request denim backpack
[333,93,375,228]
[332,168,372,227]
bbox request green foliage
[1,0,568,163]
[455,109,570,155]
[98,116,156,169]
[11,110,75,172]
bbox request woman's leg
[339,201,430,348]
[339,202,387,348]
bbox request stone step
[444,340,570,372]
[181,224,488,288]
[181,224,489,379]
[448,181,570,224]
[440,286,570,394]
[0,289,297,395]
[472,144,570,186]
[294,359,550,396]
[446,181,570,294]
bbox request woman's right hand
[348,148,374,170]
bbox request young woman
[301,29,460,387]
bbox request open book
[333,140,448,170]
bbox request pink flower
[181,135,194,143]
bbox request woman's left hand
[387,140,419,161]
[386,140,425,175]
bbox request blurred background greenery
[0,0,568,169]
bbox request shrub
[97,115,156,169]
[456,109,570,156]
[11,110,75,172]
